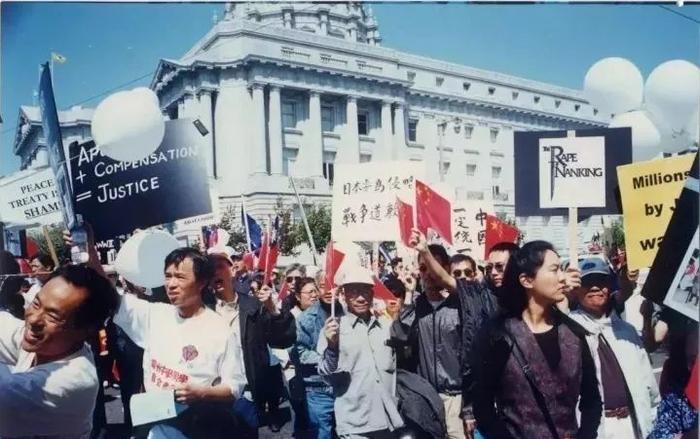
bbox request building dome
[222,2,381,45]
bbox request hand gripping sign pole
[289,177,318,266]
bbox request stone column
[268,86,283,175]
[182,93,197,117]
[198,90,215,177]
[338,95,360,164]
[378,100,393,161]
[251,83,267,174]
[298,90,324,177]
[393,102,407,159]
[177,99,185,119]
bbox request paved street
[102,388,294,439]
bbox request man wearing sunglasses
[569,259,658,439]
[449,254,478,283]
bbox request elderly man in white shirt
[0,264,120,438]
[569,259,659,439]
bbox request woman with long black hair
[472,240,602,439]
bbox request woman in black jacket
[472,240,601,439]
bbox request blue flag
[241,207,262,250]
[38,62,76,229]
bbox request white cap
[334,263,374,286]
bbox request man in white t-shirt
[113,247,247,438]
[0,264,120,438]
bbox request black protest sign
[69,119,212,242]
[514,127,632,217]
[642,152,699,321]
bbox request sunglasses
[286,276,302,283]
[452,269,474,278]
[485,263,505,274]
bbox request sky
[1,1,698,176]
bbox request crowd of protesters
[0,225,697,439]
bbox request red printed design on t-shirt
[150,358,189,388]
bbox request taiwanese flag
[396,197,414,247]
[686,358,698,410]
[484,214,520,258]
[372,276,396,302]
[324,241,345,291]
[415,180,452,244]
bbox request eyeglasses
[452,269,474,278]
[485,263,505,274]
[300,287,319,296]
[286,276,302,283]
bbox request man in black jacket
[208,248,296,437]
[392,232,468,439]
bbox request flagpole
[264,218,271,284]
[289,176,318,265]
[241,194,252,253]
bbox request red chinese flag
[415,180,452,244]
[277,280,290,302]
[372,276,396,302]
[324,241,345,291]
[242,252,255,272]
[484,214,520,258]
[686,358,698,410]
[396,197,414,247]
[256,233,269,271]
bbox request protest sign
[0,168,63,228]
[69,118,212,242]
[642,153,699,322]
[538,136,606,208]
[38,63,76,229]
[514,127,632,217]
[331,161,424,242]
[451,201,494,259]
[617,154,694,270]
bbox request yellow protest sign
[617,155,694,270]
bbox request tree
[217,206,248,253]
[294,203,331,254]
[28,226,68,263]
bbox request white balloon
[647,108,696,151]
[609,110,661,161]
[584,57,644,116]
[645,60,700,132]
[114,230,180,288]
[91,87,165,163]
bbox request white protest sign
[538,136,606,208]
[332,161,425,242]
[0,167,64,228]
[130,390,186,426]
[451,200,494,261]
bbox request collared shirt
[216,296,241,342]
[317,314,403,435]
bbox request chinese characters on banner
[450,201,494,261]
[332,161,425,242]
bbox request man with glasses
[569,259,659,439]
[483,242,519,291]
[449,254,477,283]
[319,264,403,438]
[394,230,519,439]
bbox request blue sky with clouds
[2,2,698,175]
